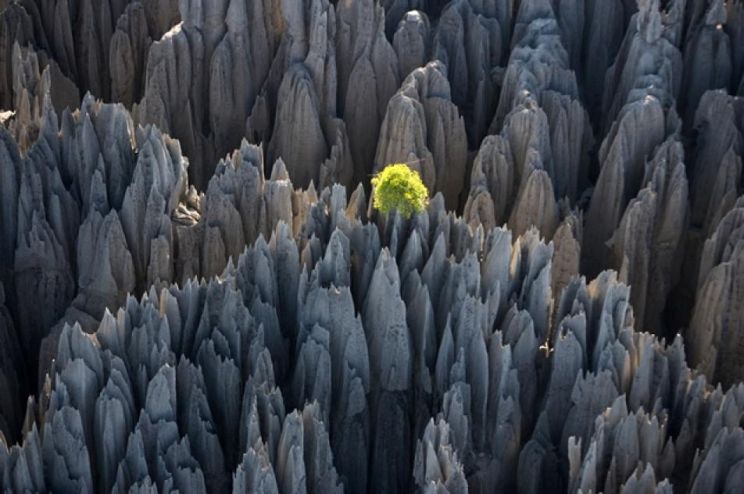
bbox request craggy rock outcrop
[674,89,743,335]
[688,196,744,388]
[109,0,181,108]
[0,284,25,444]
[28,0,178,98]
[492,0,594,204]
[393,10,430,79]
[0,2,34,109]
[375,61,468,209]
[432,0,503,145]
[4,43,79,151]
[680,0,732,119]
[689,91,743,237]
[140,0,282,187]
[607,137,688,335]
[584,0,683,276]
[337,0,400,185]
[1,179,742,493]
[1,0,744,493]
[0,0,179,109]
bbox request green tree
[372,163,429,219]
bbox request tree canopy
[372,164,429,219]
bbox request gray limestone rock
[6,45,78,153]
[336,0,400,185]
[232,442,279,494]
[1,1,744,493]
[689,91,743,232]
[375,61,467,209]
[551,211,582,310]
[140,0,279,187]
[413,418,468,494]
[393,10,430,79]
[688,199,744,387]
[0,3,34,109]
[584,94,671,275]
[680,0,732,118]
[463,134,514,231]
[433,0,501,144]
[0,186,742,493]
[0,284,25,444]
[608,138,688,334]
[109,2,153,108]
[269,64,329,189]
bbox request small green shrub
[371,164,429,219]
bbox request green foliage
[372,164,429,219]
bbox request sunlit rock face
[1,0,744,492]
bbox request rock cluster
[1,0,744,492]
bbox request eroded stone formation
[1,0,744,492]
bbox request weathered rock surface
[0,181,740,493]
[0,0,179,109]
[1,0,744,493]
[375,61,468,209]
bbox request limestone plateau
[0,0,743,492]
